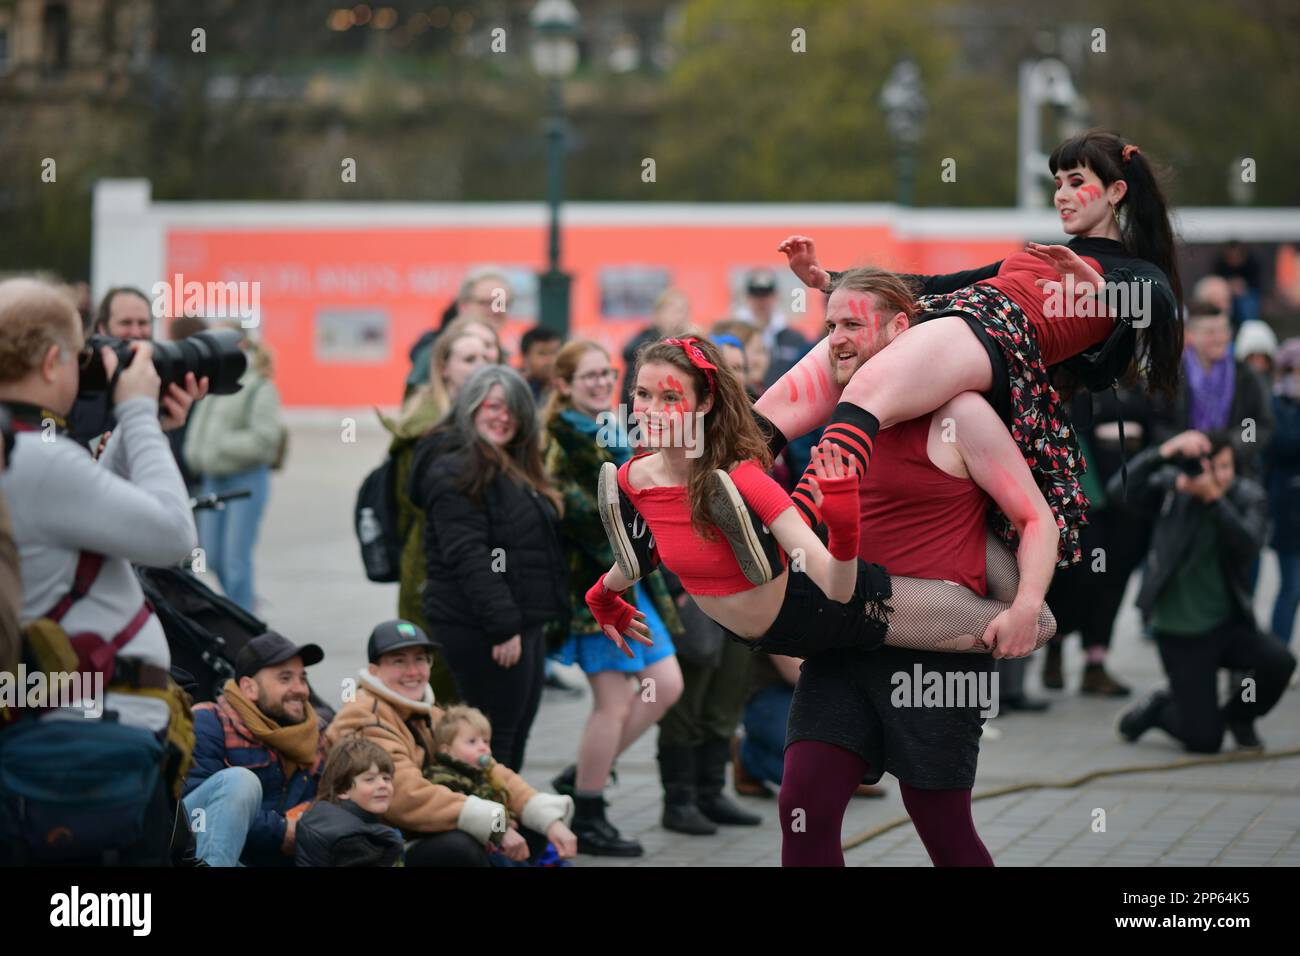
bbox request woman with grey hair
[409,365,569,774]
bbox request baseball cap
[367,619,439,663]
[235,631,324,680]
[746,270,778,295]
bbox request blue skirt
[552,583,677,674]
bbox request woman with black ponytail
[752,129,1184,566]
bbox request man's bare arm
[947,393,1057,652]
[753,337,843,444]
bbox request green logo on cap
[397,622,416,637]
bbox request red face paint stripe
[813,362,830,398]
[1075,184,1102,205]
[787,374,799,403]
[799,364,816,398]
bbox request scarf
[222,679,321,776]
[1182,350,1235,433]
[560,408,631,466]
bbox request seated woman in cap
[326,619,577,867]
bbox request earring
[1111,204,1121,228]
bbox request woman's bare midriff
[692,568,789,640]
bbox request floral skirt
[917,284,1088,567]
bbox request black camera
[1177,454,1208,477]
[79,328,248,398]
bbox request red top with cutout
[617,455,791,596]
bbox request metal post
[538,80,571,337]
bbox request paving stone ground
[246,418,1299,867]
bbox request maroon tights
[779,739,994,867]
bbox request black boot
[658,746,717,835]
[572,794,644,857]
[552,763,618,798]
[1117,688,1169,743]
[696,738,761,826]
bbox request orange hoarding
[164,223,1022,406]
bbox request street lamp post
[880,59,927,207]
[530,0,580,337]
[1017,58,1079,208]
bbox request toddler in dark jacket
[296,736,404,867]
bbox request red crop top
[980,250,1111,366]
[617,454,793,597]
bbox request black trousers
[437,624,546,772]
[405,830,491,867]
[659,629,754,749]
[1047,504,1152,651]
[1153,620,1296,753]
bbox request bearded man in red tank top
[754,267,1062,867]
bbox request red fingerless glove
[585,576,636,635]
[815,473,861,560]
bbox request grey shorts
[785,645,992,790]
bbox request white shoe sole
[705,469,774,587]
[598,461,640,581]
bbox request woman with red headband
[585,336,1056,662]
[765,131,1183,566]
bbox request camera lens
[77,328,247,398]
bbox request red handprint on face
[1075,184,1102,206]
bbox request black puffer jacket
[295,799,403,868]
[410,431,569,643]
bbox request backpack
[0,551,189,864]
[0,716,167,864]
[355,455,402,583]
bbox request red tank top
[618,455,791,597]
[858,416,988,595]
[981,249,1111,365]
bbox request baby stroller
[135,491,336,721]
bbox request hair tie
[1121,144,1141,163]
[663,336,718,398]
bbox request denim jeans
[197,465,271,612]
[182,767,263,867]
[741,683,794,786]
[1271,549,1300,646]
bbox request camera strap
[93,362,129,442]
[40,550,154,679]
[1,401,69,437]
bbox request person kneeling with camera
[1114,429,1297,753]
[0,278,199,864]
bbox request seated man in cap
[183,632,329,867]
[327,620,576,867]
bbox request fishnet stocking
[881,534,1056,653]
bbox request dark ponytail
[1049,129,1184,399]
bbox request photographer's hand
[160,372,209,432]
[104,342,161,406]
[1159,429,1211,461]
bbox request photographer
[1113,429,1296,753]
[69,286,207,448]
[0,278,198,725]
